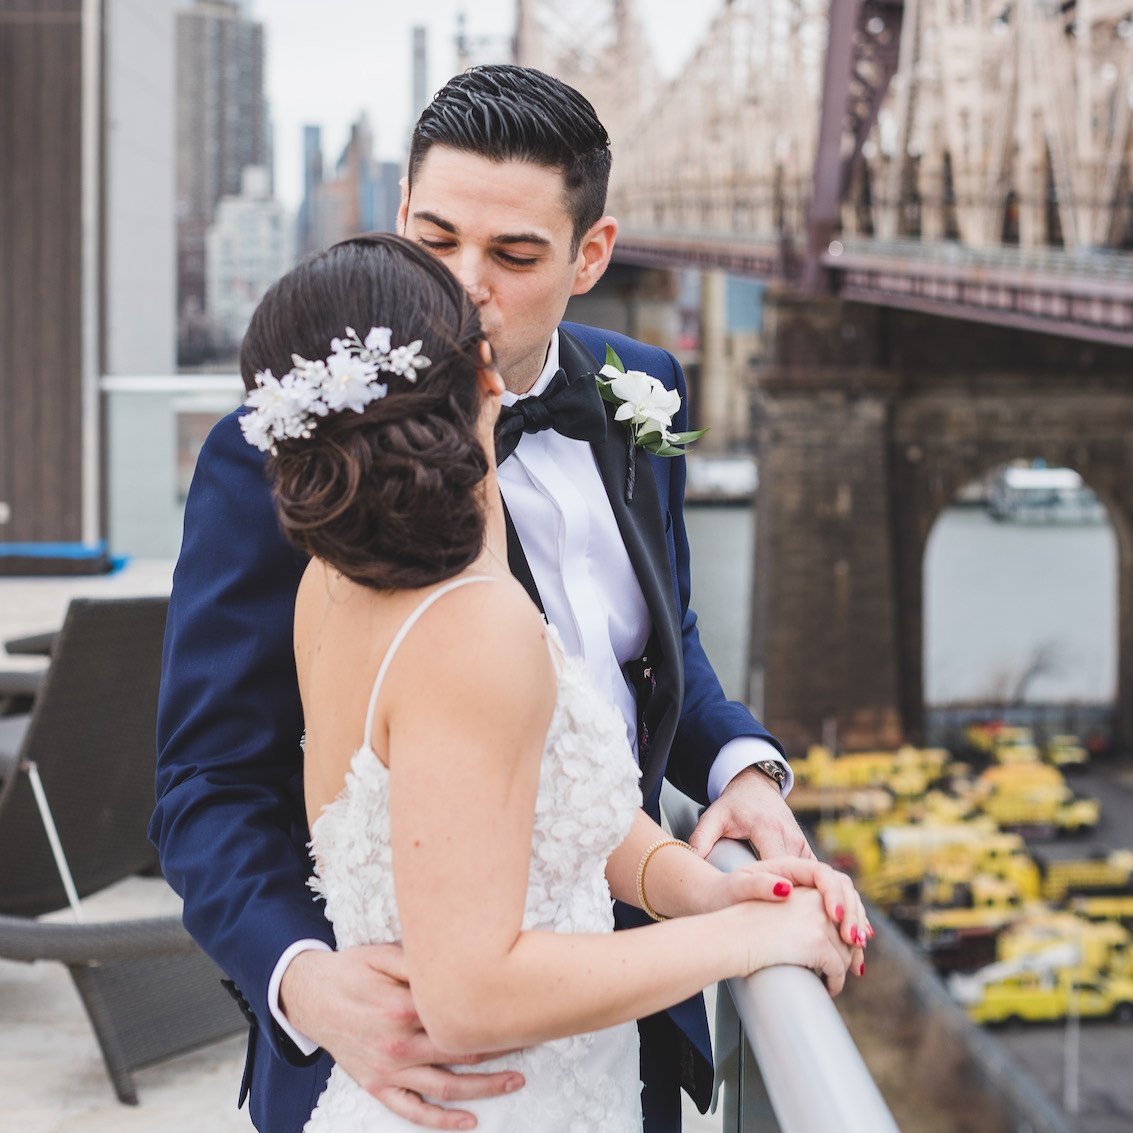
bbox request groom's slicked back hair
[408,64,612,254]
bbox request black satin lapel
[558,331,681,663]
[596,429,683,803]
[502,495,545,616]
[589,413,680,651]
[558,331,682,795]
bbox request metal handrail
[661,783,901,1133]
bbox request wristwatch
[751,758,788,790]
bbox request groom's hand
[280,944,523,1129]
[687,766,814,861]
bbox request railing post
[716,986,782,1133]
[661,782,902,1133]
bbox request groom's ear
[397,177,410,234]
[570,216,618,297]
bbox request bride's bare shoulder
[395,573,554,693]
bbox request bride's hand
[705,857,871,955]
[729,886,861,993]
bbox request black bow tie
[494,368,608,463]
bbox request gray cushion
[0,713,30,777]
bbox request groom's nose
[451,252,491,307]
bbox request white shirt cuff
[707,738,794,802]
[268,938,334,1056]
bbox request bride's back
[294,560,554,824]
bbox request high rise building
[296,125,325,258]
[176,0,267,362]
[206,166,295,353]
[299,115,402,253]
[412,26,429,122]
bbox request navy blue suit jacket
[151,322,784,1131]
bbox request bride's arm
[605,810,870,947]
[382,583,855,1056]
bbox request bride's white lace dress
[303,580,644,1132]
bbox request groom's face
[400,145,615,395]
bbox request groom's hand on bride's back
[280,943,524,1129]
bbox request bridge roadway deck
[614,231,1133,349]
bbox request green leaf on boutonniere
[605,344,626,372]
[596,380,622,405]
[667,428,710,445]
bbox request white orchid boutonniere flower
[596,344,707,501]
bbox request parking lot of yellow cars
[799,736,1133,1026]
[948,913,1133,1025]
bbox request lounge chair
[3,628,57,657]
[0,629,53,718]
[0,913,244,1104]
[0,596,244,1103]
[0,597,168,913]
[0,667,44,720]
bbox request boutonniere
[596,345,707,502]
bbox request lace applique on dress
[303,623,644,1132]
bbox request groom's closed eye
[491,249,540,267]
[416,235,540,269]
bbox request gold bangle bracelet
[635,838,693,922]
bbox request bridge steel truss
[588,0,1133,347]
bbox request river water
[685,503,1117,709]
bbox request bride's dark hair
[240,233,489,590]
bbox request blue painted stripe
[0,541,109,559]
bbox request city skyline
[255,0,721,212]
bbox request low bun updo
[239,233,490,590]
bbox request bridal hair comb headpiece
[239,326,431,454]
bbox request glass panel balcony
[102,375,243,561]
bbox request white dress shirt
[271,329,790,1054]
[499,333,790,794]
[497,335,650,756]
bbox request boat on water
[685,453,758,505]
[987,466,1107,525]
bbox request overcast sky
[250,1,722,211]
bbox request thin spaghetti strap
[361,575,497,752]
[543,619,566,677]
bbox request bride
[238,232,866,1132]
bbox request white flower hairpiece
[239,325,431,454]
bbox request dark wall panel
[0,1,86,544]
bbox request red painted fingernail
[860,963,866,976]
[773,881,791,897]
[835,904,845,921]
[851,926,862,945]
[866,924,875,938]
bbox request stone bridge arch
[750,293,1133,754]
[890,390,1133,745]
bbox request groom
[152,65,810,1133]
